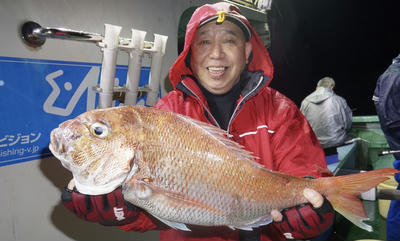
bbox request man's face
[190,20,252,94]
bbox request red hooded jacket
[119,2,330,241]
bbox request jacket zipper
[180,81,221,129]
[226,75,264,134]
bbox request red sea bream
[49,105,397,232]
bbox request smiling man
[61,2,334,241]
[156,4,335,240]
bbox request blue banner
[0,56,151,166]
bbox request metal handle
[377,189,400,200]
[33,26,103,42]
[20,21,156,50]
[20,21,103,47]
[379,150,400,156]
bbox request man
[300,77,353,149]
[61,3,334,241]
[373,54,400,241]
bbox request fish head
[49,107,138,195]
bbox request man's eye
[199,40,210,45]
[224,39,236,44]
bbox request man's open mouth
[207,66,227,78]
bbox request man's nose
[209,43,224,59]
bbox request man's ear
[245,42,252,64]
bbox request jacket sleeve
[344,100,353,131]
[299,100,308,115]
[265,94,334,239]
[338,97,353,131]
[118,212,161,232]
[270,96,332,178]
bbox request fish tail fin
[316,168,398,232]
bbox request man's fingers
[67,179,75,190]
[271,189,324,223]
[303,188,323,208]
[271,209,283,222]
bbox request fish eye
[90,123,109,138]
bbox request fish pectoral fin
[152,215,191,231]
[126,178,221,214]
[231,215,273,231]
[132,180,153,200]
[229,226,252,231]
[137,181,226,216]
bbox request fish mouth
[49,126,79,170]
[49,129,66,155]
[49,129,70,170]
[49,119,82,156]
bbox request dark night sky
[267,0,400,115]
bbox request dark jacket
[373,54,400,160]
[373,54,400,241]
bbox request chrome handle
[379,150,400,156]
[20,21,103,47]
[33,26,103,42]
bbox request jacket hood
[169,2,273,89]
[305,86,334,104]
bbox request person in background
[61,2,335,241]
[373,53,400,241]
[300,77,353,149]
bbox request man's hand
[271,188,334,240]
[62,179,140,226]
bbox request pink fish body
[49,105,397,231]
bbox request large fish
[49,105,397,232]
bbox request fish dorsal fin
[176,113,256,162]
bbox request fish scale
[49,105,398,232]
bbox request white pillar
[146,34,168,106]
[98,24,121,109]
[124,29,146,105]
